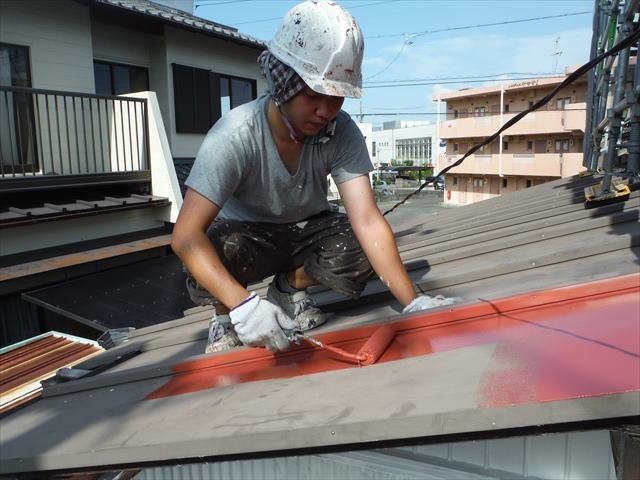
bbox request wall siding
[0,0,94,92]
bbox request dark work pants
[186,211,375,306]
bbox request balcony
[441,104,587,139]
[442,152,585,177]
[1,86,150,192]
[0,86,181,258]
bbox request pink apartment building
[435,66,587,205]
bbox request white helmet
[268,0,364,99]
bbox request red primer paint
[146,273,640,407]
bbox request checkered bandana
[258,50,307,106]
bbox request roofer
[171,0,454,354]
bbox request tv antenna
[552,37,563,72]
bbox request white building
[370,122,437,169]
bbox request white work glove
[229,293,298,352]
[402,294,456,314]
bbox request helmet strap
[277,106,300,143]
[271,100,337,146]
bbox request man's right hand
[229,293,297,352]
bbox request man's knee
[208,221,291,285]
[304,233,374,299]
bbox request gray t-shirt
[185,95,373,223]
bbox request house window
[556,97,572,109]
[555,139,570,152]
[527,140,533,151]
[453,143,459,152]
[372,141,376,156]
[502,141,509,151]
[395,137,432,165]
[1,42,38,173]
[173,64,256,134]
[0,43,31,87]
[473,106,487,117]
[502,178,508,188]
[94,61,149,95]
[526,179,532,188]
[504,104,510,113]
[220,75,255,115]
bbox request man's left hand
[402,294,456,313]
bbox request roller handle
[289,324,395,366]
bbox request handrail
[0,86,150,191]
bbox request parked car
[373,180,394,197]
[433,176,445,190]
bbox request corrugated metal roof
[0,174,638,477]
[0,331,103,414]
[94,0,266,48]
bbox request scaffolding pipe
[585,0,639,190]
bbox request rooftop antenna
[552,37,563,73]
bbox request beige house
[0,0,266,344]
[435,66,587,204]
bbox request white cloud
[384,27,592,80]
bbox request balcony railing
[442,152,585,177]
[0,86,150,191]
[440,106,587,140]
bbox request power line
[364,72,563,86]
[368,11,591,39]
[365,75,570,88]
[365,40,410,80]
[194,0,251,8]
[364,11,590,80]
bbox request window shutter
[208,72,221,127]
[193,68,211,131]
[173,64,195,133]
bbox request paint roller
[289,324,395,366]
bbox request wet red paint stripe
[146,273,640,406]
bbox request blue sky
[193,0,595,126]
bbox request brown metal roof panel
[401,193,631,250]
[1,342,98,392]
[0,335,63,368]
[397,177,627,250]
[0,332,103,414]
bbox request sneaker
[267,281,327,332]
[205,314,242,353]
[186,274,216,306]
